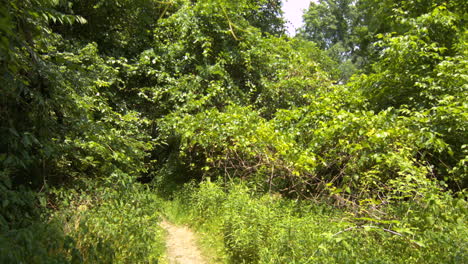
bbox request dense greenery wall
[0,0,466,262]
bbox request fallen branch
[332,225,404,237]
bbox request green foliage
[356,4,466,110]
[126,2,330,120]
[350,3,467,189]
[1,1,158,262]
[1,0,466,261]
[161,79,463,202]
[52,175,165,263]
[0,220,76,263]
[246,0,285,35]
[1,0,152,187]
[0,171,75,263]
[300,0,467,78]
[171,180,467,264]
[299,0,362,80]
[300,0,355,50]
[54,0,163,56]
[1,172,166,263]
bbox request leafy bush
[1,171,165,263]
[0,172,78,263]
[160,86,459,205]
[51,174,165,263]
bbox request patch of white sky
[281,0,316,36]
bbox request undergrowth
[1,173,166,263]
[164,180,467,264]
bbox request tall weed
[172,180,467,263]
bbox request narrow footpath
[160,220,207,264]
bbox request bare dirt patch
[161,220,207,264]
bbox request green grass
[0,179,167,264]
[164,180,467,264]
[3,177,465,263]
[56,181,167,263]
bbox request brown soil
[161,220,207,264]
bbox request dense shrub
[160,89,459,205]
[55,174,166,263]
[1,171,165,263]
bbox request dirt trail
[161,220,207,264]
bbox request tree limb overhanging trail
[161,220,207,264]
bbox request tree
[299,0,357,81]
[52,0,165,57]
[300,0,355,50]
[247,0,285,35]
[351,2,467,189]
[300,0,467,71]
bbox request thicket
[1,0,466,262]
[166,180,466,263]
